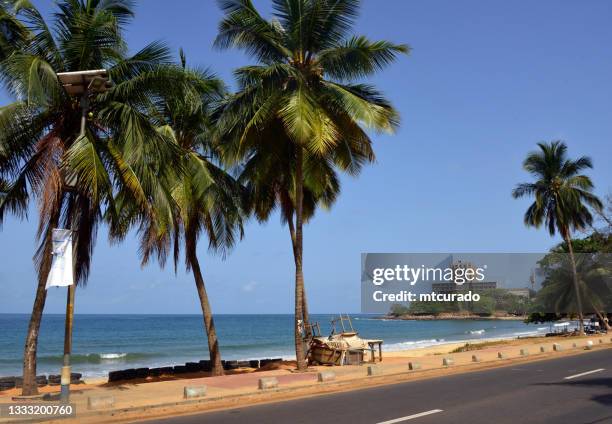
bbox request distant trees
[527,231,612,328]
[388,289,531,317]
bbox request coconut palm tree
[0,0,195,395]
[215,0,407,369]
[127,53,245,377]
[512,141,603,334]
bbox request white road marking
[564,368,605,380]
[376,409,444,423]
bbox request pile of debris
[107,358,283,382]
[0,373,83,391]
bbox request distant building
[429,259,499,293]
[506,288,531,298]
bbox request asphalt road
[145,349,612,424]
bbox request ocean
[0,314,550,378]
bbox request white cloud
[241,281,258,293]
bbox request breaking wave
[384,338,448,351]
[34,352,156,365]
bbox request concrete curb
[87,395,115,410]
[317,371,336,382]
[367,365,382,376]
[183,386,206,399]
[258,377,279,390]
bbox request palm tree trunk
[21,279,48,395]
[301,284,310,334]
[22,212,59,396]
[187,252,224,376]
[288,216,310,337]
[563,229,585,335]
[294,146,307,371]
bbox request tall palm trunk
[294,146,307,371]
[563,228,585,335]
[22,212,59,396]
[21,279,48,395]
[301,284,310,334]
[288,217,310,337]
[187,251,224,376]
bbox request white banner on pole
[45,229,74,289]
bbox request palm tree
[512,141,603,334]
[128,52,245,376]
[0,0,194,395]
[215,0,406,369]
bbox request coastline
[379,314,527,321]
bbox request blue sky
[1,0,610,314]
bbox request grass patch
[450,340,511,353]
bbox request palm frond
[215,0,290,63]
[318,36,409,80]
[514,141,602,236]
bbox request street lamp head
[56,69,112,96]
[88,75,111,91]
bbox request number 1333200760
[1,403,75,418]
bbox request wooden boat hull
[309,345,343,366]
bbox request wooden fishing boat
[306,315,383,366]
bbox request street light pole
[60,283,75,401]
[59,94,88,403]
[56,69,110,403]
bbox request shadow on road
[534,377,612,406]
[581,415,612,424]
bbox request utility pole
[55,70,111,403]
